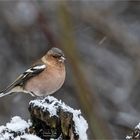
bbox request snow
[126,122,140,139]
[0,116,41,140]
[126,135,131,139]
[30,96,58,116]
[135,122,140,129]
[6,116,29,132]
[14,134,42,140]
[0,132,13,140]
[0,96,88,140]
[0,126,6,133]
[30,96,88,140]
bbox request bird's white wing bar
[25,64,46,73]
[32,65,46,69]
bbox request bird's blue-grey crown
[48,47,65,61]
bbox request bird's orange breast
[24,64,65,96]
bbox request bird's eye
[52,55,60,59]
[52,55,57,58]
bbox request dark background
[0,1,139,139]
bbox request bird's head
[42,48,66,66]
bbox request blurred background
[0,0,140,139]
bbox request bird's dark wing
[2,64,46,93]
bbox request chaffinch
[0,47,66,97]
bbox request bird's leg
[22,90,37,97]
[27,91,45,100]
[29,91,37,97]
[22,90,45,99]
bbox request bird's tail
[0,91,12,98]
[0,86,29,98]
[0,84,15,98]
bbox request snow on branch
[126,122,140,140]
[0,96,88,140]
[29,96,88,140]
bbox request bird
[0,47,66,98]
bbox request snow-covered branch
[0,96,88,140]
